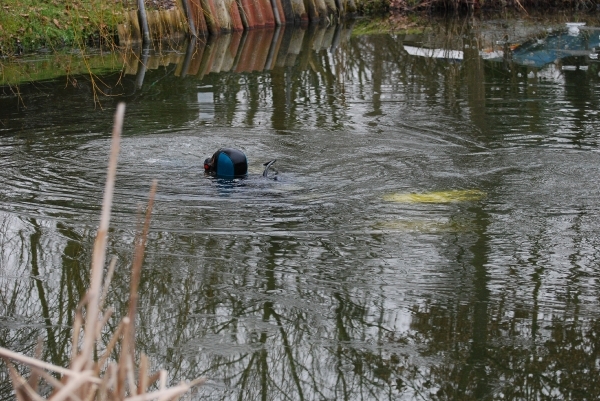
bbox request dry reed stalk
[96,320,126,372]
[513,0,528,13]
[117,180,157,398]
[138,355,149,396]
[27,339,44,393]
[30,368,65,393]
[0,102,205,400]
[3,359,42,401]
[71,103,124,374]
[99,257,118,311]
[0,348,102,384]
[69,305,84,367]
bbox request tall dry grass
[0,103,205,401]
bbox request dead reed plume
[0,103,205,400]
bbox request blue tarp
[511,28,600,68]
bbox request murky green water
[2,18,600,399]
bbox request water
[2,18,600,399]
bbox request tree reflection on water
[2,17,600,400]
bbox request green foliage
[351,16,428,35]
[0,0,126,55]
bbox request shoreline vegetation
[0,0,126,56]
[0,2,598,97]
[0,0,599,85]
[0,0,598,57]
[0,8,600,90]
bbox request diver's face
[204,157,212,172]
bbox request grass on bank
[0,0,126,55]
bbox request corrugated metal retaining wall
[118,0,357,44]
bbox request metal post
[137,0,151,44]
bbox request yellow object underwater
[383,189,486,203]
[373,219,472,233]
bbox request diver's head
[204,148,248,178]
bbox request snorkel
[262,160,277,178]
